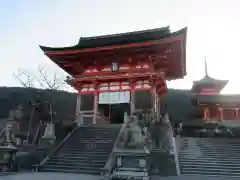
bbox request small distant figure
[179,121,183,132]
[174,120,182,136]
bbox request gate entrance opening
[99,103,130,124]
[98,91,130,124]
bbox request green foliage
[0,87,192,123]
[0,87,76,121]
[161,89,192,122]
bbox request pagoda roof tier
[39,26,187,80]
[191,75,228,92]
[192,94,240,106]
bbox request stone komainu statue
[150,113,174,154]
[119,116,146,149]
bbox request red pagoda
[191,59,240,121]
[40,26,187,124]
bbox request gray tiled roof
[39,27,187,51]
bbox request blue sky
[0,0,240,93]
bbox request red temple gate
[40,26,187,124]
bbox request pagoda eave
[39,27,187,55]
[191,79,229,93]
[192,79,228,86]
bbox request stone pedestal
[0,145,17,171]
[75,113,83,126]
[42,123,55,144]
[111,148,150,180]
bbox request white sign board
[99,91,130,104]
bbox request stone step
[49,158,106,164]
[56,152,109,157]
[41,167,101,175]
[180,169,240,176]
[75,140,115,143]
[58,149,109,154]
[60,146,113,150]
[180,163,240,168]
[61,143,114,147]
[79,129,119,131]
[181,145,240,148]
[180,147,240,150]
[179,137,240,177]
[77,137,117,139]
[40,125,120,175]
[179,158,240,165]
[180,151,240,155]
[51,155,108,161]
[180,143,240,146]
[43,164,102,170]
[46,161,104,167]
[180,155,240,160]
[77,131,118,134]
[58,148,111,152]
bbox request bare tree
[38,66,67,91]
[37,66,69,124]
[14,69,36,88]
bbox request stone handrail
[36,125,79,170]
[33,121,43,145]
[173,135,181,176]
[101,113,129,179]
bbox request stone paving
[0,172,238,180]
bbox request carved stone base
[111,148,150,180]
[0,145,17,171]
[42,123,56,142]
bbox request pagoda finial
[204,55,208,77]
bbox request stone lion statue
[150,113,174,154]
[119,116,146,149]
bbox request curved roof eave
[193,79,229,86]
[79,25,171,41]
[39,26,187,53]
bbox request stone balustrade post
[124,112,128,124]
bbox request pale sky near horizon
[0,0,240,94]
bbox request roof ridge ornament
[204,55,209,78]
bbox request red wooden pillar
[93,83,99,124]
[155,91,160,119]
[152,86,157,114]
[130,89,135,115]
[235,108,239,119]
[76,85,82,124]
[129,79,135,115]
[204,108,210,120]
[76,93,81,117]
[218,108,223,120]
[150,79,157,114]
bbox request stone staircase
[179,137,240,177]
[39,124,121,175]
[150,148,178,176]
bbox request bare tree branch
[14,69,36,88]
[14,66,68,91]
[38,66,66,91]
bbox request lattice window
[134,80,151,90]
[135,64,149,69]
[99,82,130,92]
[79,84,96,94]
